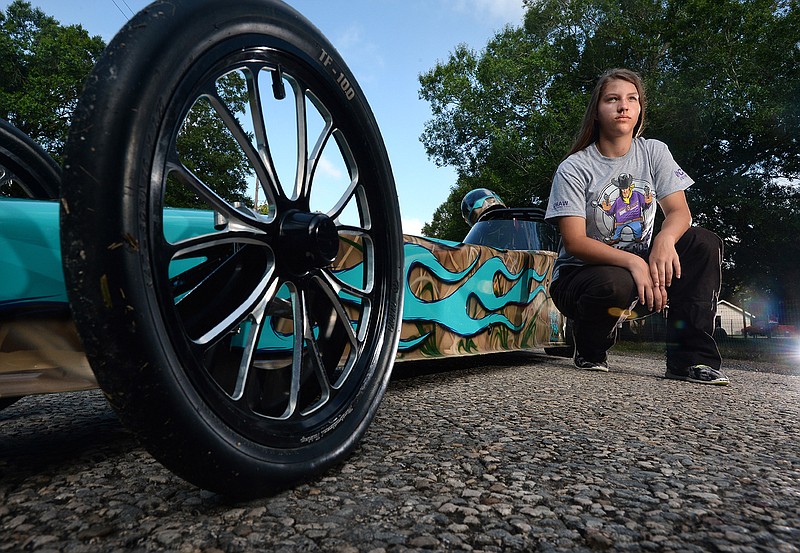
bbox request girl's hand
[627,255,661,312]
[648,234,681,311]
[648,190,691,309]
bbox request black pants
[550,227,723,370]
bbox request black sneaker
[574,353,609,372]
[665,364,730,385]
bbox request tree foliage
[0,1,104,159]
[171,74,253,209]
[0,1,253,208]
[419,0,800,310]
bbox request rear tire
[0,121,61,409]
[0,118,60,199]
[61,0,403,498]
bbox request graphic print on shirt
[589,173,655,256]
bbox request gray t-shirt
[545,138,693,282]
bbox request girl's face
[596,78,641,140]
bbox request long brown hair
[566,68,647,158]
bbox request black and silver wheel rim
[146,39,393,448]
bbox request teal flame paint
[0,196,554,358]
[254,241,550,354]
[401,242,548,339]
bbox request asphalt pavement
[1,350,799,552]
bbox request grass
[616,336,799,365]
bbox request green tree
[419,0,800,313]
[0,1,253,208]
[170,73,253,209]
[419,29,578,238]
[0,1,105,159]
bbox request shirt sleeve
[647,140,694,200]
[545,158,590,223]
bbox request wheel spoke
[169,230,268,259]
[309,274,363,388]
[298,291,332,416]
[316,130,362,224]
[244,65,281,208]
[174,245,278,346]
[298,87,334,202]
[319,263,371,300]
[168,232,270,299]
[323,230,375,297]
[279,284,306,421]
[166,159,265,229]
[228,293,272,401]
[203,85,284,203]
[289,77,309,201]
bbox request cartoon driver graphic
[600,173,653,246]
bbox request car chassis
[0,0,567,497]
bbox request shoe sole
[664,373,729,385]
[576,365,609,372]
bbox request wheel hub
[278,209,339,274]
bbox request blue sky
[16,0,527,234]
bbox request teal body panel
[0,198,565,360]
[0,198,65,310]
[0,198,217,312]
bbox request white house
[716,300,753,336]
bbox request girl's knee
[681,227,723,259]
[592,273,637,305]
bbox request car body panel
[397,235,562,360]
[0,198,567,398]
[2,199,66,308]
[1,199,92,396]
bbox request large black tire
[61,0,403,498]
[0,121,60,410]
[0,118,60,199]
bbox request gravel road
[1,350,799,552]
